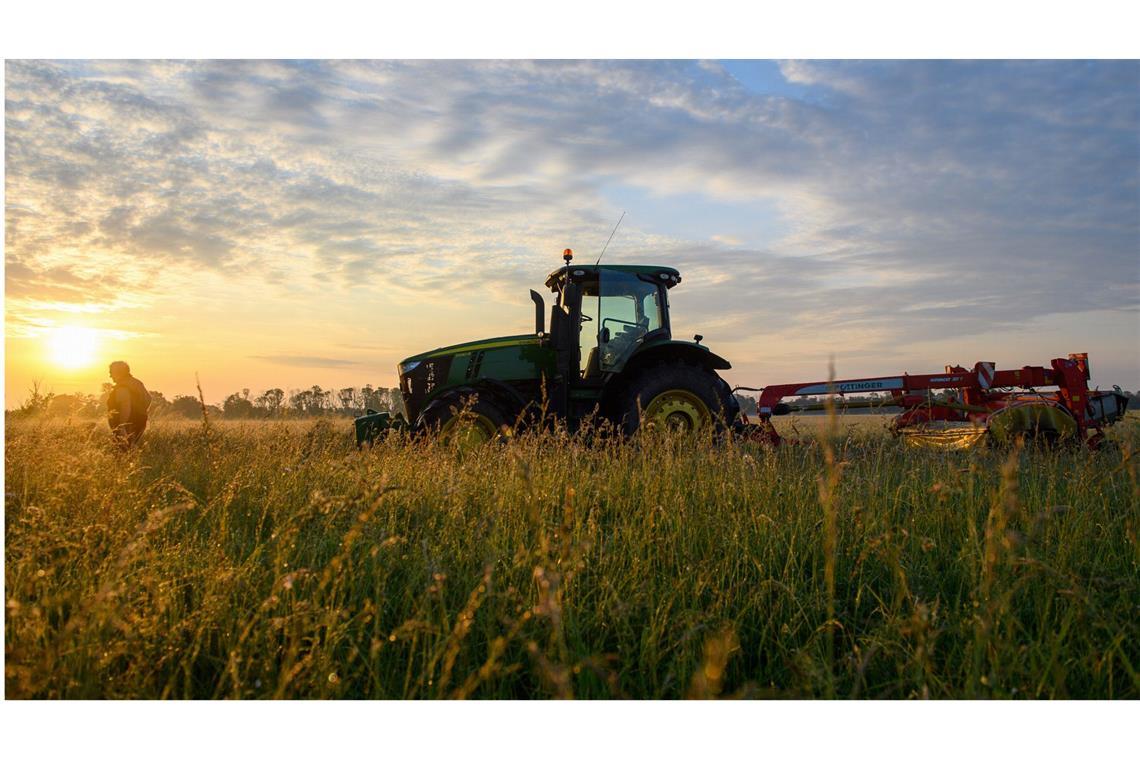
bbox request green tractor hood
[356,333,549,446]
[399,334,541,365]
[396,333,551,426]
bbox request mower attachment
[740,353,1128,450]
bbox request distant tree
[47,393,101,417]
[223,392,255,419]
[360,384,380,412]
[14,382,55,417]
[734,394,758,415]
[310,385,330,414]
[256,388,285,416]
[289,388,312,414]
[359,386,405,416]
[147,390,172,418]
[337,387,358,413]
[171,395,203,418]
[387,387,406,417]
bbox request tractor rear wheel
[614,363,735,436]
[417,390,509,450]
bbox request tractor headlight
[399,360,421,375]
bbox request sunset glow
[46,326,100,370]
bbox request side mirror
[529,290,545,334]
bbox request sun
[47,326,101,369]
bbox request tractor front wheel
[417,390,509,450]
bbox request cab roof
[544,264,682,291]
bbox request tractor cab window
[586,270,664,374]
[578,282,599,377]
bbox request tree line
[12,383,405,420]
[13,383,1138,421]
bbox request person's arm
[115,387,132,428]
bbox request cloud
[4,258,132,307]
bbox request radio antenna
[595,211,625,266]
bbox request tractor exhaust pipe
[530,290,545,335]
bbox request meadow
[5,413,1138,699]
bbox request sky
[4,59,1139,407]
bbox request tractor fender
[623,340,732,374]
[601,340,731,412]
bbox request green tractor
[355,249,740,446]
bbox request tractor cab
[520,250,702,424]
[540,256,681,383]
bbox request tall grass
[5,414,1139,698]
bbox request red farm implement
[741,353,1130,450]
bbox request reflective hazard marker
[976,361,996,390]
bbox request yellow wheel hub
[439,412,497,451]
[644,389,711,433]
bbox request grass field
[5,413,1139,699]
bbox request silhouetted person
[107,361,151,449]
